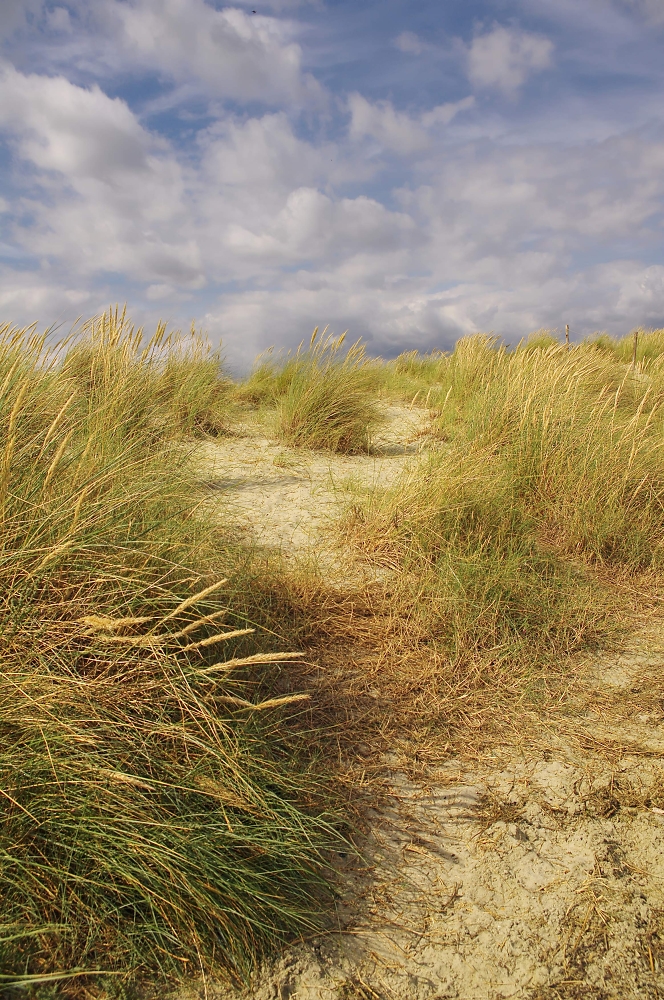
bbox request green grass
[342,332,664,691]
[60,307,233,440]
[0,311,336,996]
[6,311,664,994]
[236,329,384,453]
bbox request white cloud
[348,94,430,152]
[226,187,418,263]
[202,129,664,363]
[468,26,554,95]
[0,70,416,293]
[0,4,662,364]
[199,113,333,198]
[2,56,664,361]
[105,0,322,106]
[0,265,97,326]
[348,93,474,153]
[420,97,475,127]
[0,64,153,179]
[394,31,426,55]
[145,283,176,300]
[0,66,202,285]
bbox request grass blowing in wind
[237,327,384,453]
[338,331,664,722]
[0,310,336,996]
[6,308,664,996]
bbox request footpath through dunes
[195,402,429,576]
[190,404,664,1000]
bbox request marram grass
[0,312,335,996]
[343,331,664,682]
[237,328,384,453]
[5,311,664,994]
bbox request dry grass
[317,332,664,746]
[5,313,664,995]
[0,311,338,996]
[236,329,383,453]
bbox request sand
[184,405,664,1000]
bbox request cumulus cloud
[104,0,322,105]
[0,67,418,296]
[226,188,419,263]
[468,25,554,95]
[0,1,662,361]
[348,94,430,152]
[394,31,427,55]
[0,66,202,285]
[198,113,334,201]
[348,93,475,153]
[207,129,664,362]
[0,64,153,179]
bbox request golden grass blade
[0,358,21,403]
[34,541,74,574]
[7,381,30,439]
[43,429,74,490]
[168,608,230,639]
[179,628,255,652]
[100,769,153,790]
[159,579,228,622]
[79,615,155,633]
[197,652,304,675]
[214,692,310,711]
[40,391,77,455]
[250,693,311,711]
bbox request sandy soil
[188,406,664,1000]
[195,404,428,580]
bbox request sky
[1,0,664,365]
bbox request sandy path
[190,407,664,1000]
[196,404,428,578]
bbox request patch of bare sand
[195,404,429,579]
[183,406,664,1000]
[205,721,664,999]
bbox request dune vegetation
[2,312,664,996]
[340,331,664,711]
[0,311,336,997]
[235,328,384,453]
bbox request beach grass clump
[233,349,302,406]
[60,308,232,440]
[0,313,335,994]
[515,329,562,353]
[345,333,664,683]
[433,336,664,567]
[151,329,232,436]
[276,330,384,453]
[344,445,612,670]
[376,349,448,406]
[585,327,664,364]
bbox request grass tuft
[235,328,384,452]
[341,331,664,702]
[0,310,335,995]
[276,330,383,453]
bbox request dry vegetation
[3,313,664,998]
[0,311,338,997]
[236,328,384,452]
[337,331,664,721]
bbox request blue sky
[1,0,664,364]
